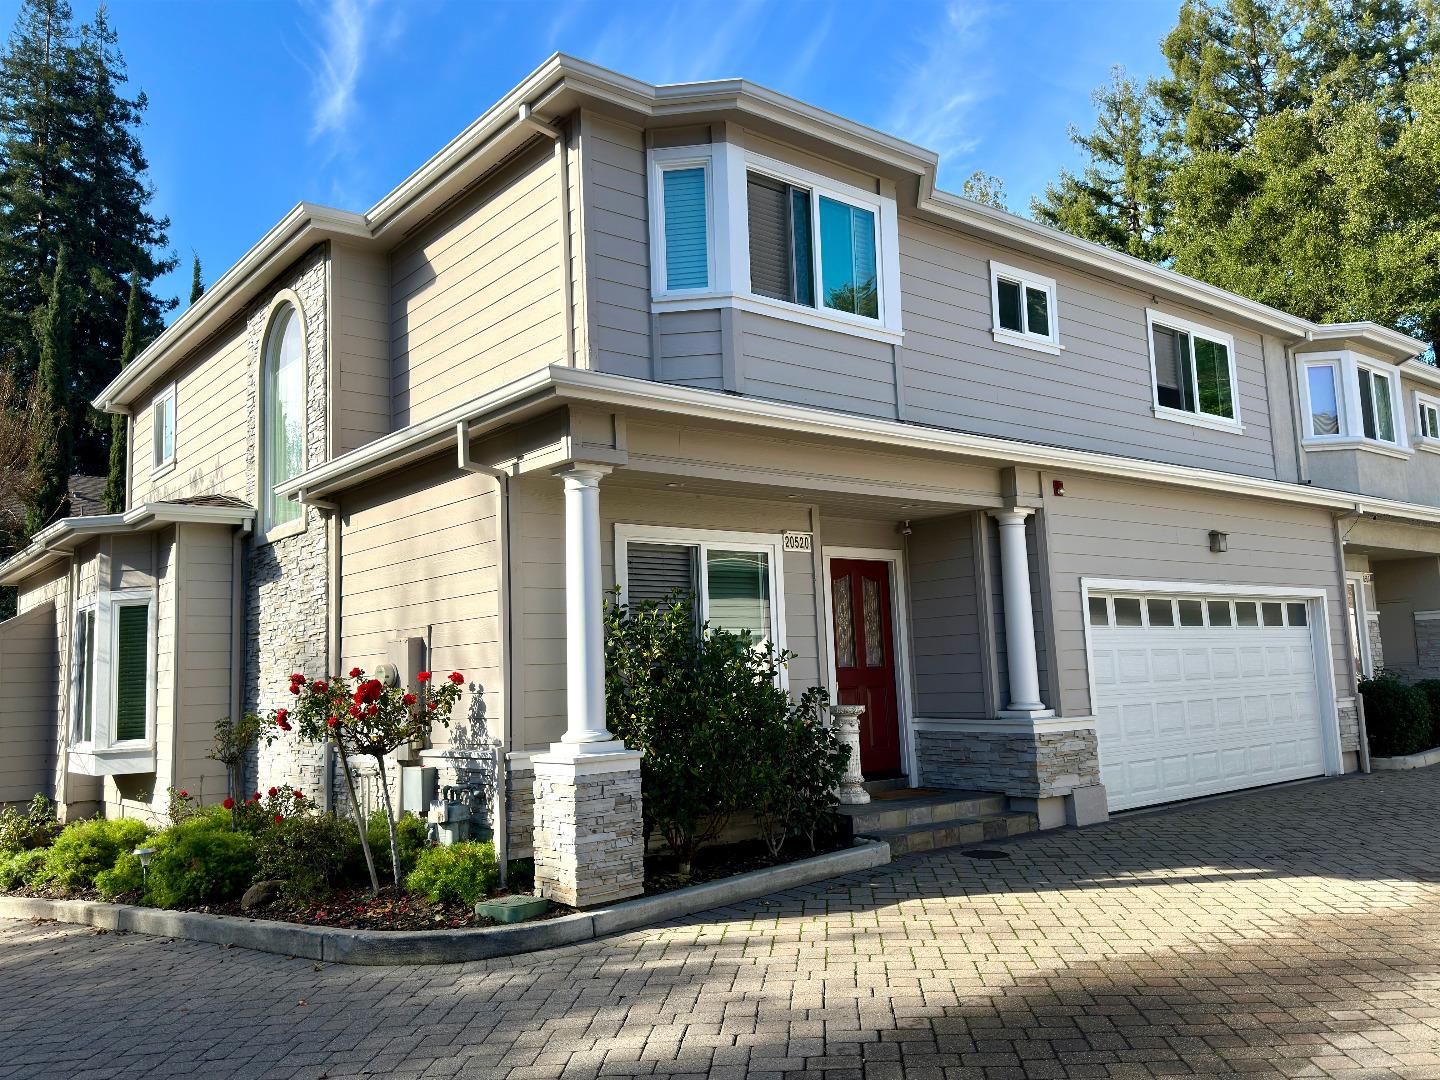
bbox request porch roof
[278,366,1440,534]
[0,497,253,586]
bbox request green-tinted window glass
[705,549,771,643]
[263,307,305,530]
[1193,336,1234,419]
[1372,372,1396,441]
[996,278,1022,332]
[1024,286,1050,338]
[1358,369,1378,440]
[791,188,814,307]
[114,604,149,742]
[818,196,878,319]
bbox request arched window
[261,305,305,531]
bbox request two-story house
[2,56,1436,907]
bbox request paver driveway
[3,770,1440,1080]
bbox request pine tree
[189,252,203,305]
[25,244,72,535]
[102,268,139,513]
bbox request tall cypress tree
[25,243,72,534]
[102,268,139,513]
[189,253,203,305]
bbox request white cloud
[884,0,993,171]
[309,0,380,143]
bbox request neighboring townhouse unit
[2,56,1436,905]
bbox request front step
[859,810,1038,856]
[838,789,1006,834]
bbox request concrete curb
[1371,748,1440,771]
[0,839,890,966]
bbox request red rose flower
[268,786,279,797]
[178,790,189,798]
[403,692,416,705]
[275,709,288,723]
[289,684,300,695]
[293,790,304,799]
[416,671,432,683]
[253,791,261,800]
[349,667,363,678]
[276,718,292,732]
[365,704,378,718]
[291,674,306,685]
[449,672,464,684]
[326,716,339,728]
[427,701,437,711]
[274,813,283,824]
[348,703,360,717]
[223,797,235,810]
[313,680,327,693]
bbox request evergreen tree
[189,252,202,305]
[25,244,72,535]
[102,268,139,513]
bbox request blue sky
[1,0,1180,315]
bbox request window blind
[662,168,709,290]
[114,604,149,742]
[1151,325,1194,411]
[748,173,791,302]
[626,543,698,609]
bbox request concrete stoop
[839,788,1038,856]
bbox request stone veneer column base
[531,746,644,908]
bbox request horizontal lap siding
[131,319,251,504]
[340,460,502,750]
[657,309,723,388]
[584,114,652,379]
[333,244,391,453]
[514,476,821,751]
[740,311,897,418]
[1041,474,1345,717]
[175,525,232,800]
[907,513,987,718]
[391,142,564,428]
[899,219,1277,477]
[0,603,56,804]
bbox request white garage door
[1087,591,1330,811]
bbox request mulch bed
[642,833,850,896]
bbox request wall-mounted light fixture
[1052,479,1066,497]
[1209,530,1228,553]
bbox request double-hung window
[989,262,1059,353]
[70,587,155,773]
[1298,351,1408,453]
[1416,392,1440,449]
[617,525,785,651]
[1146,311,1240,429]
[152,386,176,473]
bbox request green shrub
[1361,675,1433,757]
[0,794,60,855]
[405,841,499,907]
[366,809,427,879]
[37,817,151,892]
[255,813,358,903]
[95,853,144,900]
[1412,681,1440,748]
[143,815,257,908]
[0,848,48,890]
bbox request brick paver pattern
[4,770,1440,1079]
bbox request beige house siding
[173,524,234,803]
[579,112,650,378]
[390,140,565,428]
[906,512,988,719]
[331,242,391,453]
[339,458,503,753]
[1039,473,1348,721]
[0,601,57,806]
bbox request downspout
[518,104,575,368]
[456,420,513,886]
[1283,331,1313,484]
[1333,507,1372,773]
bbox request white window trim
[150,383,176,477]
[70,598,98,748]
[988,260,1061,354]
[1145,309,1244,432]
[257,297,309,545]
[1298,350,1411,457]
[1345,572,1374,680]
[1414,389,1440,454]
[647,146,722,301]
[69,586,157,769]
[614,523,789,676]
[646,143,904,344]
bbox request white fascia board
[1308,322,1427,361]
[546,366,1440,528]
[1400,360,1440,389]
[93,204,368,412]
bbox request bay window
[617,525,784,649]
[1146,310,1239,429]
[1415,391,1440,449]
[70,587,156,774]
[1299,351,1408,452]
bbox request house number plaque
[782,532,813,553]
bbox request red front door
[830,558,902,777]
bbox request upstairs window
[261,304,305,534]
[1417,393,1440,443]
[1299,351,1407,451]
[1147,311,1239,428]
[989,262,1058,352]
[661,165,710,291]
[152,385,175,473]
[747,170,879,321]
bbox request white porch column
[532,462,644,908]
[988,508,1052,718]
[556,463,616,750]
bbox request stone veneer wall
[1338,699,1360,754]
[507,760,535,860]
[243,248,331,799]
[916,727,1100,798]
[1413,613,1440,679]
[532,760,644,907]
